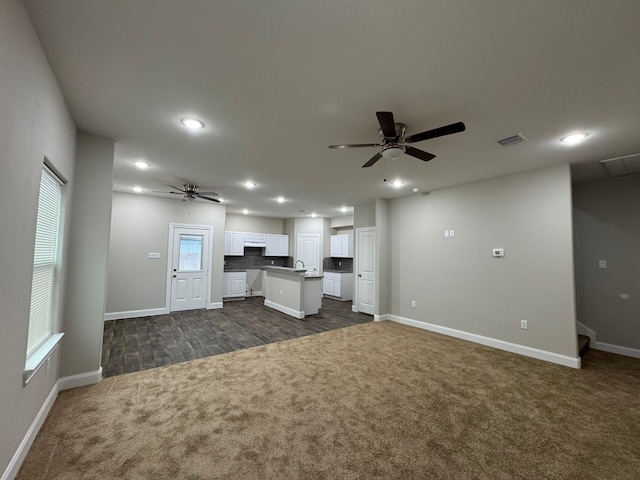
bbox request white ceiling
[24,0,640,218]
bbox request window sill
[24,333,64,386]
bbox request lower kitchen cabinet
[322,272,353,301]
[223,271,247,298]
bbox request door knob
[173,275,176,278]
[358,274,362,277]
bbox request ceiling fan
[329,111,466,168]
[154,184,220,202]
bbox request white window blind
[27,167,62,357]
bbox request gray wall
[106,192,226,314]
[573,175,640,349]
[375,199,391,316]
[61,133,114,377]
[0,0,77,473]
[389,165,578,358]
[225,214,285,234]
[354,202,376,229]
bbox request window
[27,166,63,357]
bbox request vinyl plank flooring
[102,296,372,378]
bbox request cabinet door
[342,235,350,257]
[265,234,278,256]
[244,232,254,242]
[222,276,231,297]
[230,232,245,255]
[323,272,335,296]
[224,232,231,255]
[277,235,289,256]
[255,233,266,243]
[230,275,246,296]
[330,235,342,257]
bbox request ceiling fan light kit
[329,111,465,168]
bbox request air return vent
[497,133,529,147]
[600,154,640,177]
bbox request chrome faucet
[295,260,305,269]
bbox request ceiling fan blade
[197,191,218,196]
[152,190,183,194]
[167,184,185,192]
[198,195,220,203]
[376,111,397,138]
[405,146,436,162]
[362,152,383,168]
[405,122,466,144]
[329,143,381,149]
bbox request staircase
[578,334,590,357]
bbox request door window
[178,234,203,271]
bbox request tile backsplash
[224,247,291,270]
[323,257,353,272]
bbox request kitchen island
[262,266,322,319]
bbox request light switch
[148,252,160,259]
[598,260,607,269]
[449,229,455,238]
[444,230,450,238]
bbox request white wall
[61,133,114,377]
[225,214,285,234]
[0,0,77,474]
[106,192,226,314]
[573,175,640,350]
[389,165,578,358]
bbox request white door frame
[165,223,214,311]
[353,227,376,314]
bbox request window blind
[27,167,62,357]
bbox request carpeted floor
[18,321,640,479]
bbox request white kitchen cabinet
[265,234,289,256]
[322,272,353,301]
[224,231,245,256]
[244,232,266,245]
[330,234,351,258]
[223,271,247,298]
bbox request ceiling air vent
[600,154,640,177]
[497,133,529,147]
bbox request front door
[356,228,375,315]
[170,226,211,312]
[296,234,320,275]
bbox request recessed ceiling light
[133,161,150,169]
[412,188,420,193]
[561,132,589,145]
[340,206,348,213]
[311,213,317,218]
[132,186,143,193]
[243,181,257,189]
[181,117,204,130]
[242,209,249,215]
[389,179,405,188]
[276,196,285,203]
[217,198,225,203]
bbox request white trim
[388,314,581,369]
[264,299,304,319]
[104,307,168,321]
[166,223,214,313]
[592,341,640,359]
[207,302,223,309]
[576,321,597,343]
[2,382,59,480]
[351,304,357,313]
[57,367,103,391]
[244,291,263,298]
[373,314,390,322]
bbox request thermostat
[492,248,505,257]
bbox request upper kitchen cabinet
[330,234,351,258]
[265,234,289,256]
[224,231,245,256]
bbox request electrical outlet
[449,229,455,238]
[338,261,342,266]
[521,320,528,330]
[271,260,274,265]
[444,230,449,238]
[279,289,283,296]
[598,260,607,269]
[411,300,416,308]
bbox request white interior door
[170,226,211,312]
[297,234,320,275]
[356,229,375,315]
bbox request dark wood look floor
[102,296,372,378]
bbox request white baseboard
[104,307,168,321]
[374,314,391,322]
[592,341,640,359]
[244,291,263,298]
[351,305,357,313]
[58,367,102,391]
[264,300,304,319]
[2,382,59,480]
[207,302,223,309]
[388,315,581,369]
[576,321,597,343]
